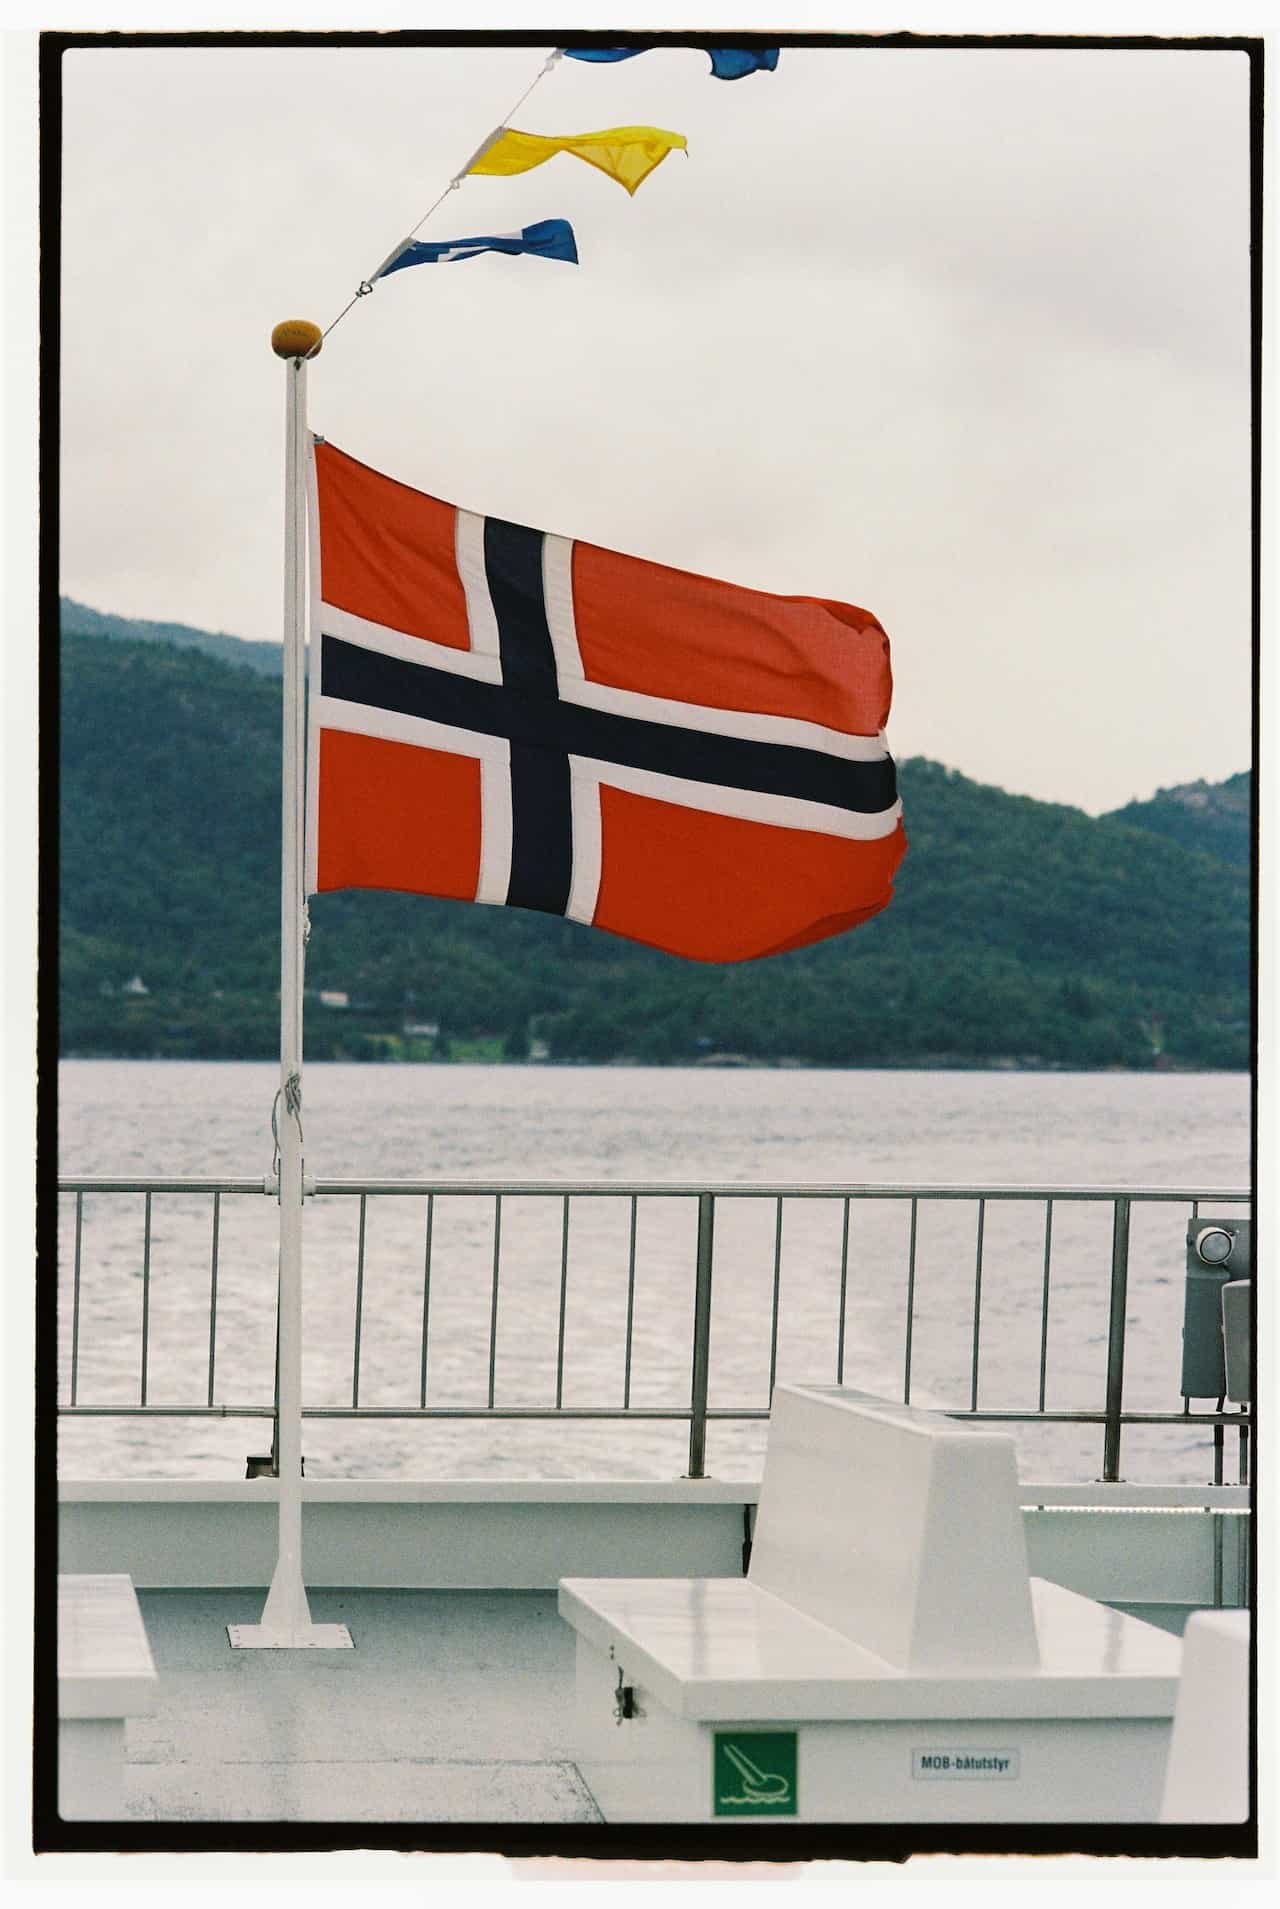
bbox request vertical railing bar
[70,1192,83,1407]
[768,1195,784,1397]
[206,1190,221,1407]
[351,1191,367,1408]
[487,1192,502,1409]
[1101,1195,1132,1482]
[555,1194,570,1410]
[623,1194,638,1409]
[1213,1412,1225,1606]
[418,1192,434,1409]
[271,1271,281,1473]
[1238,1419,1251,1604]
[969,1197,985,1411]
[903,1196,919,1404]
[1037,1198,1054,1413]
[835,1196,851,1384]
[686,1193,715,1479]
[139,1191,152,1406]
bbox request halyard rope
[321,49,564,343]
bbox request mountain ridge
[60,595,283,676]
[1104,774,1251,870]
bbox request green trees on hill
[58,631,1251,1069]
[1106,773,1251,870]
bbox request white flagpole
[230,321,351,1650]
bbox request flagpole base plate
[227,1622,353,1651]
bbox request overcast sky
[57,35,1253,815]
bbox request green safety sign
[713,1731,798,1817]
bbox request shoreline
[57,1051,1250,1076]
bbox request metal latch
[614,1666,642,1725]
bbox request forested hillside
[60,596,282,676]
[1105,774,1251,871]
[58,622,1252,1068]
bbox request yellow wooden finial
[271,320,323,360]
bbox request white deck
[54,1478,1240,1825]
[122,1588,601,1823]
[116,1586,1190,1825]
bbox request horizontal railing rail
[62,1177,1252,1200]
[57,1176,1252,1484]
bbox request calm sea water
[57,1060,1251,1485]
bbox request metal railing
[57,1176,1252,1481]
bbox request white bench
[58,1574,157,1820]
[1161,1609,1251,1823]
[559,1385,1182,1823]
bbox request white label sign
[913,1749,1019,1780]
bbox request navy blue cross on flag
[308,440,904,962]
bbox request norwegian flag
[306,441,905,962]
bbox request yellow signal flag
[468,125,688,196]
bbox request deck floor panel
[127,1758,600,1823]
[126,1588,602,1823]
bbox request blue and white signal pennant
[561,46,779,80]
[375,218,579,278]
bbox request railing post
[686,1193,715,1479]
[1101,1195,1131,1482]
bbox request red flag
[307,441,905,962]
